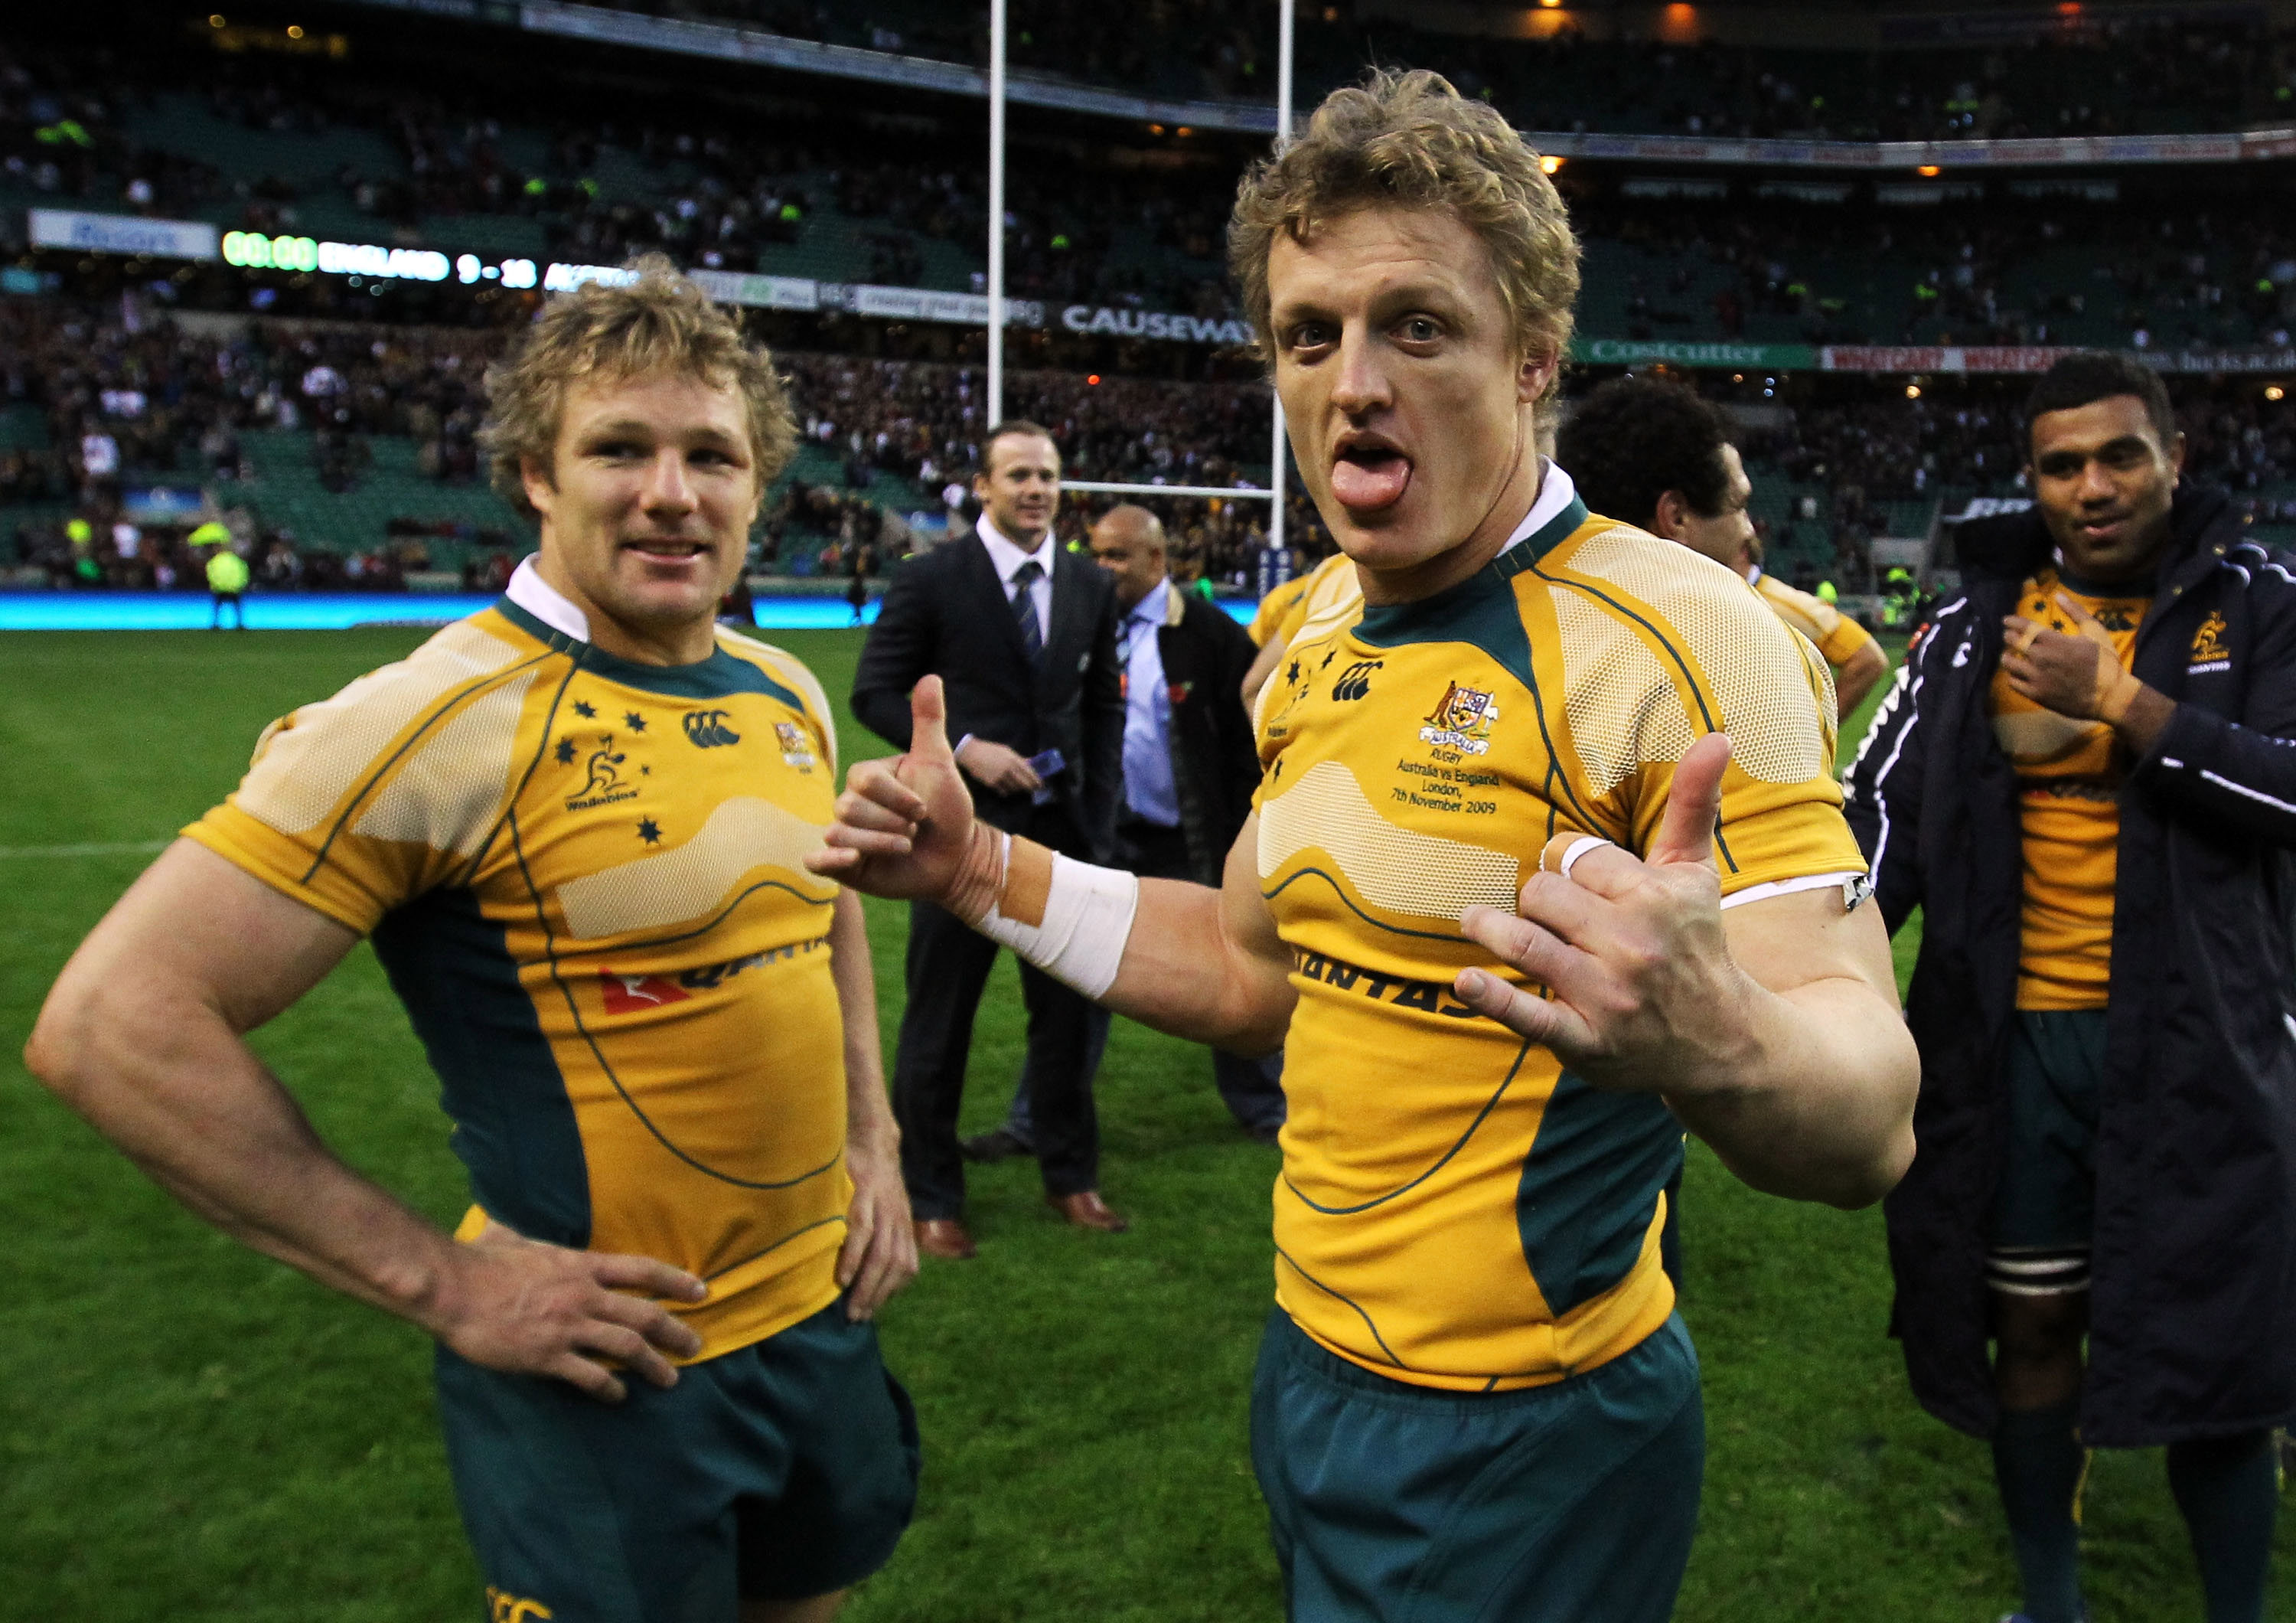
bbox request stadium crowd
[9,282,2296,594]
[0,294,1319,589]
[15,34,2296,352]
[593,2,2296,140]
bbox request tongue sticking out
[1330,452,1411,512]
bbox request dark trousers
[1008,817,1287,1141]
[210,590,243,629]
[893,894,1101,1220]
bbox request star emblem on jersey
[625,711,647,732]
[554,737,576,765]
[1420,681,1500,756]
[637,817,662,844]
[597,969,689,1014]
[572,700,596,719]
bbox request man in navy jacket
[1844,352,2294,1623]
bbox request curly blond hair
[1228,70,1580,410]
[482,254,797,515]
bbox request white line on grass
[0,840,171,859]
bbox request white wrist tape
[975,834,1140,1000]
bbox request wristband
[956,829,1139,999]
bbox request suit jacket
[853,532,1125,860]
[1153,586,1263,885]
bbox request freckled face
[1267,204,1554,591]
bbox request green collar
[1355,495,1588,645]
[494,599,803,707]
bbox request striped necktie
[1010,559,1044,665]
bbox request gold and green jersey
[1752,567,1880,674]
[1254,491,1865,1391]
[1988,567,2149,1011]
[184,596,852,1362]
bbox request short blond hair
[482,253,797,515]
[1228,70,1580,409]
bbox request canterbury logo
[2190,611,2231,667]
[487,1589,553,1622]
[1329,659,1381,701]
[682,710,742,748]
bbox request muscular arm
[827,887,915,1318]
[1455,736,1917,1210]
[1669,886,1913,1206]
[810,684,1913,1205]
[24,840,706,1400]
[1097,818,1295,1056]
[805,678,1296,1054]
[1832,638,1889,718]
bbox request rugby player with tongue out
[1277,202,1554,605]
[810,69,1915,1623]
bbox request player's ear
[1652,490,1687,541]
[1516,347,1559,405]
[520,452,558,518]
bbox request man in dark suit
[850,421,1128,1259]
[966,504,1284,1158]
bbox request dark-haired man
[851,421,1128,1257]
[1845,351,2295,1623]
[1560,376,1887,716]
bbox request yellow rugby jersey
[1255,495,1864,1391]
[1988,567,2148,1011]
[1752,568,1881,672]
[1248,573,1311,648]
[184,597,851,1361]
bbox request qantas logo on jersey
[597,939,828,1012]
[1419,681,1500,756]
[598,971,690,1014]
[683,710,742,748]
[1292,948,1479,1018]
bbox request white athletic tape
[1557,835,1615,883]
[975,844,1140,1000]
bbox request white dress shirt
[976,514,1055,646]
[1119,577,1179,827]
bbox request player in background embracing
[1844,351,2296,1623]
[28,258,919,1623]
[810,70,1918,1623]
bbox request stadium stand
[578,3,2296,141]
[6,3,2296,600]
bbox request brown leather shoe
[914,1217,977,1260]
[1045,1190,1130,1233]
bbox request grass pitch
[0,627,2285,1621]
